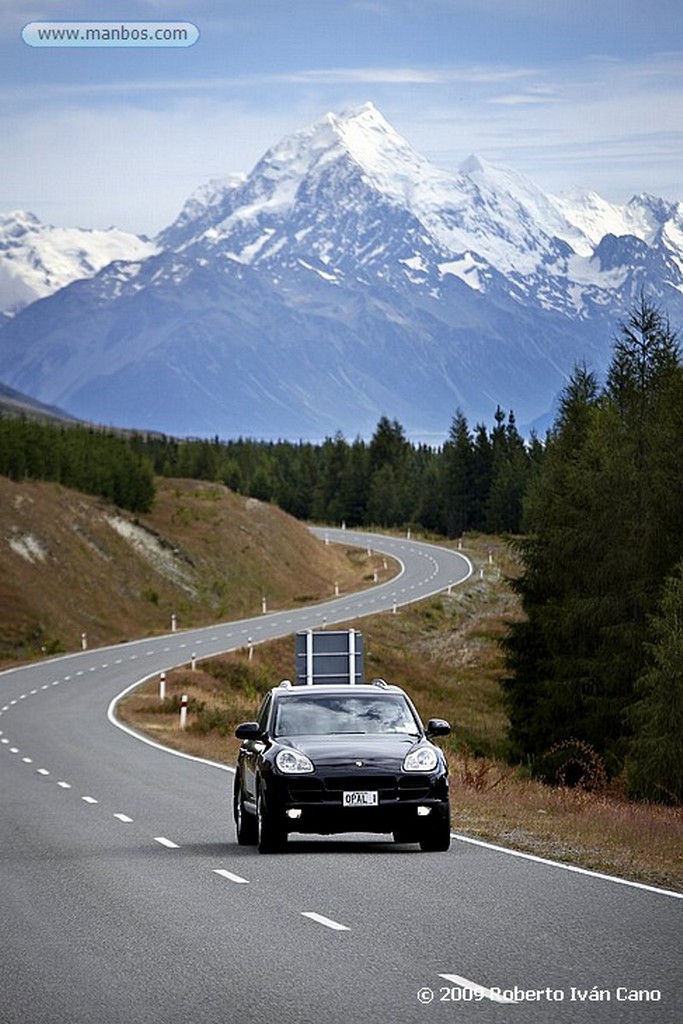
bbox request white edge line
[106,672,236,774]
[451,832,683,900]
[301,911,350,931]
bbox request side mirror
[426,718,451,738]
[235,721,262,740]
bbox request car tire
[256,785,287,854]
[234,775,258,846]
[418,809,451,852]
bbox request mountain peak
[459,153,488,176]
[329,100,383,126]
[327,101,397,141]
[260,101,422,183]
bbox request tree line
[503,296,683,802]
[0,418,155,513]
[135,406,540,536]
[1,392,540,534]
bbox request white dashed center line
[114,813,133,823]
[213,869,249,885]
[301,912,350,932]
[439,974,517,1004]
[154,836,179,849]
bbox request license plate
[343,791,378,807]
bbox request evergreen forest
[503,296,683,802]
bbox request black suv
[233,680,451,853]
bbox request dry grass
[0,476,393,663]
[450,752,682,890]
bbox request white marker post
[159,672,166,701]
[179,694,188,730]
[81,633,87,651]
[171,613,177,632]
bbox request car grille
[285,773,433,802]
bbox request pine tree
[441,410,474,537]
[627,562,683,803]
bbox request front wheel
[257,787,287,854]
[418,808,451,852]
[234,775,257,846]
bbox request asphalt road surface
[1,530,681,1024]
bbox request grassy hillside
[0,476,390,664]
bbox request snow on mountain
[551,189,683,250]
[161,104,581,285]
[0,102,681,441]
[0,211,158,318]
[159,103,682,316]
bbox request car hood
[278,734,422,767]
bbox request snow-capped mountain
[0,211,157,319]
[0,103,681,440]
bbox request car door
[241,693,271,804]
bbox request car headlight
[275,748,314,774]
[403,746,438,772]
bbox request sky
[2,0,682,235]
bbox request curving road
[1,529,681,1024]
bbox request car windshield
[273,693,420,737]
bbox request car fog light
[286,808,302,819]
[417,806,431,817]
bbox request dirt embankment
[0,476,385,663]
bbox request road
[1,529,680,1024]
